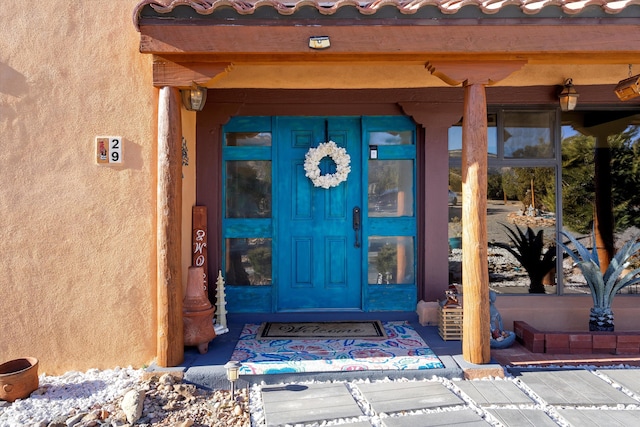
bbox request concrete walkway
[151,312,640,426]
[257,367,640,426]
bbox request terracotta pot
[0,357,39,402]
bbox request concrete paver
[556,408,640,426]
[380,409,489,426]
[510,368,639,406]
[261,383,363,426]
[355,381,464,414]
[454,380,534,406]
[598,368,640,396]
[257,367,640,426]
[486,409,559,427]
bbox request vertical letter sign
[96,136,122,164]
[192,206,208,293]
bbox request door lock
[353,207,361,248]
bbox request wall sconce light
[558,78,579,112]
[224,361,242,399]
[181,85,207,111]
[614,66,640,101]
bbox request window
[449,110,560,295]
[223,119,274,287]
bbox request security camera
[614,75,640,101]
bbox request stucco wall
[0,1,157,374]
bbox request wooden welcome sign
[192,206,208,293]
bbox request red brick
[617,334,640,344]
[569,334,593,350]
[592,334,616,348]
[545,333,569,348]
[616,346,640,355]
[531,340,545,353]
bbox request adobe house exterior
[1,0,639,373]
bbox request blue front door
[222,115,418,313]
[275,117,362,310]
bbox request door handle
[353,207,361,248]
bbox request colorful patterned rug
[231,321,444,375]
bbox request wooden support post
[461,82,491,365]
[157,86,184,367]
[425,61,524,365]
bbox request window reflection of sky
[369,131,412,145]
[448,127,498,155]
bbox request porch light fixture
[181,85,207,111]
[614,65,640,101]
[558,78,579,112]
[224,360,242,399]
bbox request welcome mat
[256,320,387,340]
[231,321,444,375]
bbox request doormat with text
[256,320,387,340]
[231,321,444,375]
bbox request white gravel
[0,367,142,427]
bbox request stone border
[514,321,640,355]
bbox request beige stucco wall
[0,1,157,375]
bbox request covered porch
[132,0,640,369]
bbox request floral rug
[231,321,444,375]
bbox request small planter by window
[0,357,39,402]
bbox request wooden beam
[139,24,640,64]
[153,59,233,87]
[157,86,184,367]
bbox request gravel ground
[0,368,250,427]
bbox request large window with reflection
[448,110,560,295]
[449,110,640,296]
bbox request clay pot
[183,266,216,354]
[0,357,39,402]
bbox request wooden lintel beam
[153,59,233,87]
[139,24,640,64]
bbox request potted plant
[558,230,640,331]
[448,216,462,249]
[490,224,556,294]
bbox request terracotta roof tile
[134,0,640,29]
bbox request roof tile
[134,0,640,29]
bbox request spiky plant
[558,230,640,331]
[491,224,556,294]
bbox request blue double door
[276,117,363,310]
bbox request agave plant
[558,230,640,331]
[491,224,556,294]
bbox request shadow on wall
[0,62,28,97]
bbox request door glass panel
[368,236,414,284]
[503,111,554,159]
[225,238,272,285]
[368,131,413,145]
[368,160,414,217]
[225,161,272,218]
[225,132,272,146]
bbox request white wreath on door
[303,141,351,189]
